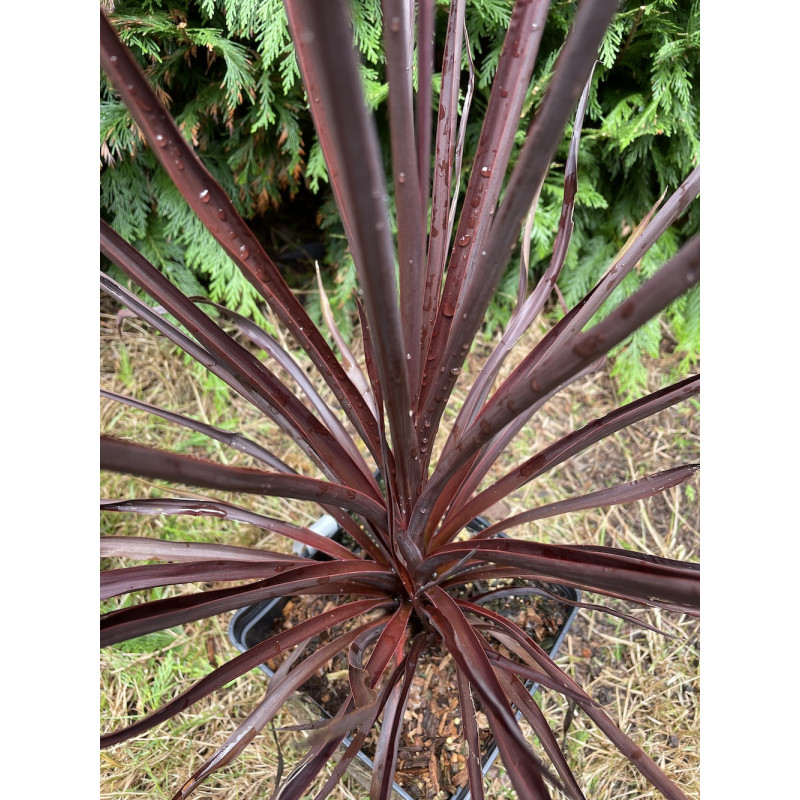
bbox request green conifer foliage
[101,0,699,395]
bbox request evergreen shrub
[101,0,699,395]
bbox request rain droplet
[457,234,471,247]
[174,159,185,171]
[227,229,236,239]
[239,245,250,260]
[480,166,492,178]
[500,88,509,98]
[199,189,210,203]
[398,172,406,184]
[431,225,439,237]
[532,22,540,31]
[406,353,412,360]
[450,367,460,375]
[155,134,167,148]
[109,55,118,63]
[390,16,401,32]
[217,208,227,220]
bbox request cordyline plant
[100,2,699,799]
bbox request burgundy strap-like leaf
[101,558,310,600]
[101,560,397,646]
[102,274,267,422]
[191,296,380,480]
[532,167,700,371]
[302,640,424,799]
[418,0,611,460]
[273,609,415,800]
[495,670,586,800]
[473,237,701,451]
[101,389,293,473]
[100,497,382,561]
[415,0,434,218]
[312,266,379,422]
[426,357,604,550]
[477,464,699,537]
[424,585,551,800]
[106,277,390,554]
[101,599,390,748]
[381,0,425,393]
[282,0,420,514]
[440,564,697,617]
[430,539,699,610]
[460,601,690,800]
[415,238,700,537]
[348,628,381,709]
[172,617,387,800]
[101,222,377,496]
[437,375,699,543]
[471,584,673,638]
[446,24,475,241]
[100,535,306,564]
[454,664,485,800]
[480,642,583,701]
[449,65,596,439]
[100,11,382,459]
[371,633,428,800]
[421,0,466,364]
[100,436,388,528]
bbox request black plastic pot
[229,517,579,800]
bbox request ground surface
[100,297,699,800]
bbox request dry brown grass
[100,301,699,800]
